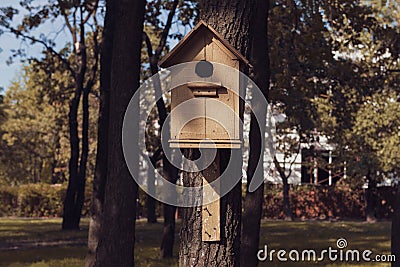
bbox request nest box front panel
[167,26,242,148]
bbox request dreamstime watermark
[257,238,396,263]
[122,61,276,207]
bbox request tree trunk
[274,156,293,221]
[146,165,158,223]
[241,0,270,265]
[365,174,377,222]
[391,184,400,267]
[62,91,81,230]
[179,2,255,265]
[149,36,179,258]
[151,60,179,257]
[63,18,88,230]
[282,176,292,221]
[85,1,114,265]
[75,88,89,227]
[94,0,145,266]
[179,149,242,267]
[143,0,180,254]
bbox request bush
[0,183,91,217]
[263,183,396,220]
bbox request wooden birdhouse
[159,21,250,242]
[159,20,250,149]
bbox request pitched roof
[159,20,250,68]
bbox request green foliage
[0,183,91,217]
[0,76,65,184]
[351,91,400,174]
[269,0,400,184]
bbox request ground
[0,218,392,266]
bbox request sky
[0,0,69,92]
[0,2,187,93]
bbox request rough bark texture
[94,0,145,266]
[85,1,114,265]
[178,3,255,265]
[391,184,400,267]
[241,0,270,265]
[179,149,242,267]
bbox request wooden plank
[202,151,220,242]
[192,88,218,97]
[169,140,241,149]
[170,86,205,140]
[159,20,251,68]
[205,96,236,140]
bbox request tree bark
[391,184,400,267]
[241,0,270,265]
[179,149,242,267]
[178,1,256,265]
[94,0,145,266]
[75,88,89,226]
[85,0,114,264]
[63,90,82,230]
[62,10,90,230]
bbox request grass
[0,218,392,266]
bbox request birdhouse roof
[159,20,250,68]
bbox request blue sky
[0,0,68,92]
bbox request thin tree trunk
[63,17,88,230]
[85,1,114,265]
[282,176,292,220]
[94,0,145,266]
[146,164,158,223]
[85,1,114,267]
[63,92,81,230]
[274,156,293,221]
[366,173,377,222]
[144,0,180,252]
[391,184,400,267]
[179,1,255,265]
[75,88,89,227]
[241,0,270,265]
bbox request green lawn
[0,218,392,266]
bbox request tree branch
[143,31,154,60]
[84,13,100,93]
[154,0,180,58]
[9,29,76,79]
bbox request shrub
[262,183,395,220]
[0,183,91,217]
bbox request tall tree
[178,1,256,265]
[0,0,101,229]
[93,0,145,266]
[0,69,69,185]
[143,0,180,257]
[241,0,270,266]
[85,0,114,265]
